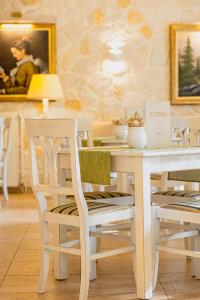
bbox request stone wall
[1,0,200,119]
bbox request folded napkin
[79,150,110,185]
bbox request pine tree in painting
[195,58,200,80]
[178,58,184,88]
[179,37,195,89]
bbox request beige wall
[1,0,200,119]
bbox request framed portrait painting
[170,24,200,104]
[0,22,55,101]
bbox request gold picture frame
[0,22,56,101]
[170,24,200,104]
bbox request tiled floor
[0,193,199,299]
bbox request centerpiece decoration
[112,117,128,139]
[128,112,147,148]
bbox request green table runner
[81,139,102,147]
[79,150,110,185]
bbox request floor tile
[159,273,200,291]
[0,225,27,241]
[7,261,41,276]
[0,292,78,300]
[0,276,4,286]
[0,261,10,275]
[19,240,41,250]
[166,290,200,299]
[14,250,41,261]
[89,290,168,300]
[0,249,15,262]
[158,258,191,274]
[0,275,39,293]
[23,232,40,240]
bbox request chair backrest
[170,116,189,145]
[168,116,200,182]
[25,118,89,220]
[77,118,93,148]
[188,116,200,145]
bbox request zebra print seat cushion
[163,199,200,213]
[154,190,200,200]
[51,201,123,216]
[76,191,131,200]
[152,190,200,206]
[51,192,132,216]
[67,192,133,201]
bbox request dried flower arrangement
[128,112,144,127]
[112,117,128,126]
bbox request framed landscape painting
[0,22,55,101]
[170,24,200,104]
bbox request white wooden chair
[25,118,135,300]
[152,116,200,260]
[150,116,190,192]
[169,116,200,191]
[153,116,200,201]
[153,200,200,287]
[0,117,12,203]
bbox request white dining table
[55,145,200,299]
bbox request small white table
[56,146,200,299]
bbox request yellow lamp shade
[27,74,64,100]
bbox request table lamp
[27,74,64,114]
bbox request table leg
[53,166,68,280]
[160,172,168,190]
[134,157,152,299]
[117,173,130,193]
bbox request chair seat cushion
[163,199,200,213]
[50,201,125,216]
[152,190,200,206]
[154,190,200,200]
[51,192,133,216]
[66,191,132,202]
[79,191,131,200]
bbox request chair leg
[130,219,137,283]
[38,221,49,293]
[191,237,196,277]
[96,235,101,259]
[184,222,191,261]
[79,227,90,300]
[184,237,191,260]
[194,234,200,279]
[90,226,96,280]
[3,166,8,202]
[152,206,160,291]
[53,224,68,280]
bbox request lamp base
[42,98,49,114]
